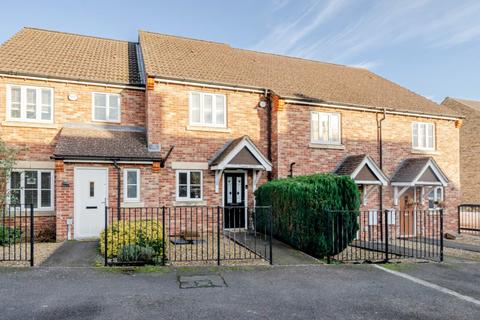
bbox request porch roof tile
[53,127,160,161]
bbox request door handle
[86,206,98,209]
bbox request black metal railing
[103,206,272,266]
[328,209,443,263]
[458,205,480,235]
[1,204,34,266]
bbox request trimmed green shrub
[117,244,156,264]
[0,224,21,246]
[254,173,360,258]
[99,220,163,259]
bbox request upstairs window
[311,112,341,145]
[412,122,435,150]
[92,93,121,122]
[189,92,226,127]
[124,169,140,202]
[7,85,53,122]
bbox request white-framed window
[7,170,54,210]
[412,122,435,151]
[92,92,121,122]
[428,187,443,210]
[124,169,140,202]
[311,112,341,145]
[6,85,54,123]
[189,92,226,127]
[176,170,202,201]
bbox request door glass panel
[236,177,242,204]
[89,181,95,197]
[227,177,233,204]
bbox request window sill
[1,121,57,129]
[173,200,207,207]
[92,119,121,124]
[309,143,345,150]
[411,149,439,155]
[121,202,144,208]
[186,126,231,133]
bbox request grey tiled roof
[53,127,160,160]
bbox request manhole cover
[178,275,226,289]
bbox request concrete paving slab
[41,241,98,267]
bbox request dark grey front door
[224,172,245,229]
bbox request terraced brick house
[442,97,480,204]
[0,28,461,241]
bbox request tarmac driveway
[0,262,479,319]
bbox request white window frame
[310,111,341,145]
[368,210,378,226]
[189,91,227,128]
[6,84,54,123]
[428,186,443,212]
[6,170,54,211]
[123,169,140,202]
[175,170,203,201]
[92,92,121,123]
[412,122,435,151]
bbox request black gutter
[377,108,386,233]
[266,90,273,181]
[51,155,162,162]
[0,70,145,88]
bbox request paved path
[226,231,321,265]
[0,262,478,319]
[41,241,98,267]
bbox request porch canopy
[209,136,272,193]
[390,157,448,205]
[334,154,388,205]
[53,125,161,162]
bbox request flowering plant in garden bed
[100,220,163,262]
[0,224,21,246]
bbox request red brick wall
[55,162,161,240]
[146,82,269,207]
[273,102,460,233]
[0,77,146,161]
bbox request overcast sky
[1,0,479,102]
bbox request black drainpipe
[113,160,121,220]
[377,108,386,218]
[266,89,273,181]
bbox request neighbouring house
[0,27,461,241]
[442,97,480,204]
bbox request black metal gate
[458,205,480,234]
[328,209,444,263]
[1,204,34,266]
[102,206,273,266]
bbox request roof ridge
[139,30,230,47]
[23,27,136,44]
[140,29,365,71]
[447,97,480,103]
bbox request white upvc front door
[74,168,108,239]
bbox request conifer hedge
[254,173,360,258]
